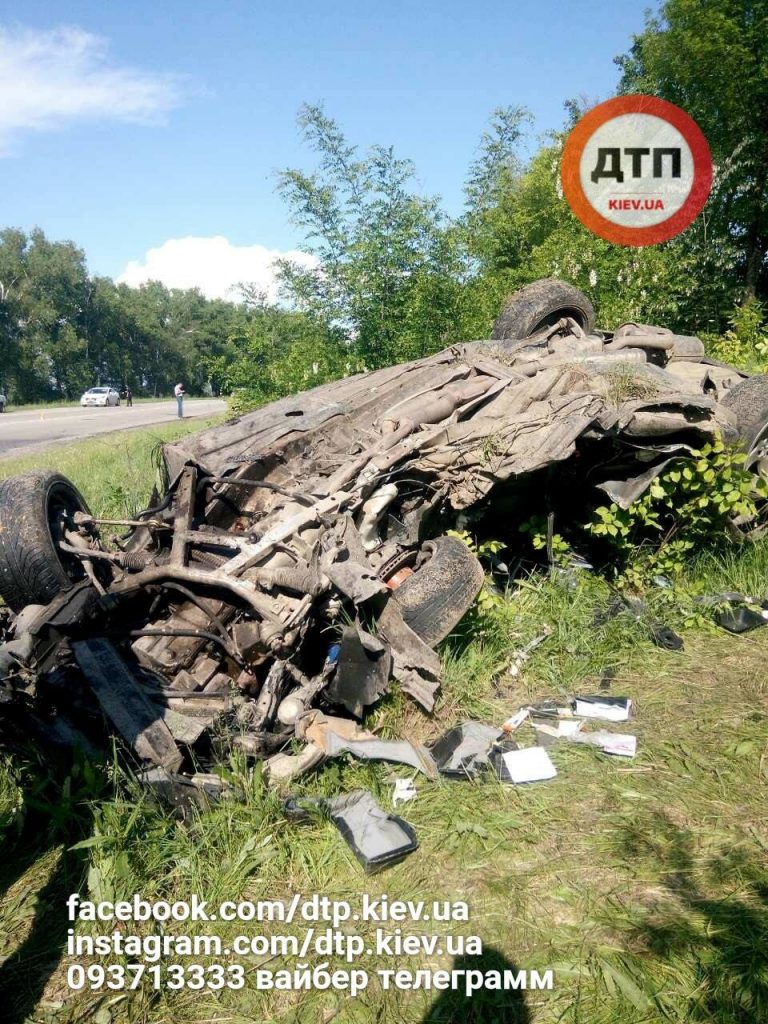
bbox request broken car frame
[1,278,767,787]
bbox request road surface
[0,399,227,459]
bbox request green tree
[0,228,92,399]
[276,104,471,368]
[617,0,768,306]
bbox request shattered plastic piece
[527,700,571,720]
[573,696,632,722]
[649,622,684,651]
[595,594,683,650]
[325,624,392,718]
[301,711,437,778]
[429,722,503,777]
[328,790,418,873]
[392,778,418,807]
[138,766,232,814]
[326,643,342,664]
[506,628,552,678]
[500,746,557,783]
[502,708,530,734]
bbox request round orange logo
[561,95,712,246]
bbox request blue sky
[1,0,652,297]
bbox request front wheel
[0,470,91,612]
[388,536,484,646]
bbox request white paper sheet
[501,746,557,783]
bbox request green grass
[0,430,767,1023]
[0,414,224,519]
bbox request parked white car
[80,387,120,407]
[0,392,6,413]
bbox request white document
[501,746,557,783]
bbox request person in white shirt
[174,382,185,418]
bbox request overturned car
[1,279,767,784]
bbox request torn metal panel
[429,722,503,777]
[299,711,438,778]
[377,599,442,711]
[325,624,392,718]
[73,638,183,771]
[596,456,685,508]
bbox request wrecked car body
[1,279,767,786]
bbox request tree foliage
[4,2,767,404]
[0,229,299,403]
[275,103,475,368]
[616,0,768,305]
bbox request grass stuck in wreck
[0,418,767,1023]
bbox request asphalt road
[0,399,227,459]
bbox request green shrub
[704,299,768,371]
[586,438,768,587]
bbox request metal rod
[205,476,315,507]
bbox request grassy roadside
[2,398,222,414]
[0,415,225,519]
[0,427,766,1023]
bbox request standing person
[125,387,133,407]
[174,382,185,418]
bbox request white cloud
[117,236,317,302]
[0,25,185,154]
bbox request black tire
[491,278,596,341]
[721,375,768,449]
[0,470,90,612]
[391,536,484,646]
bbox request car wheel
[491,278,596,341]
[0,470,91,612]
[388,536,484,646]
[721,375,768,449]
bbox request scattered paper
[574,696,632,722]
[501,746,557,783]
[535,718,584,739]
[571,731,637,757]
[392,778,418,806]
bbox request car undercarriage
[1,279,767,790]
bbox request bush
[704,299,768,371]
